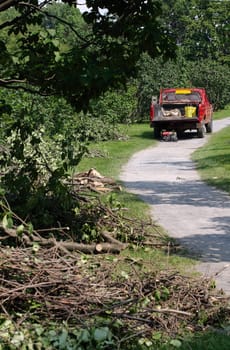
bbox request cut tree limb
[39,239,127,254]
[0,225,127,254]
[101,230,125,246]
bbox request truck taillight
[150,103,154,121]
[198,104,205,122]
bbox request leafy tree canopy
[0,0,176,111]
[162,0,230,62]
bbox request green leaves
[0,88,89,229]
[190,59,230,110]
[2,213,13,229]
[16,224,24,235]
[93,327,112,342]
[170,339,182,348]
[162,0,230,62]
[0,322,115,350]
[0,0,176,112]
[154,287,170,302]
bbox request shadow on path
[124,180,230,264]
[123,179,230,209]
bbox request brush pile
[0,246,229,339]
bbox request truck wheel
[197,125,205,138]
[176,130,184,139]
[205,119,213,133]
[154,126,161,139]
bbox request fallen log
[0,225,127,254]
[39,239,127,254]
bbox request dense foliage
[190,59,230,111]
[0,0,175,111]
[89,83,138,124]
[0,87,127,230]
[0,0,176,228]
[162,0,230,63]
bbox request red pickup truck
[150,88,213,138]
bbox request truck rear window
[162,91,201,103]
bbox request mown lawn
[192,105,230,194]
[213,104,230,120]
[77,123,156,178]
[192,126,230,194]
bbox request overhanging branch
[0,78,56,96]
[0,0,19,12]
[0,78,27,85]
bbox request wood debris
[0,247,229,338]
[66,168,122,193]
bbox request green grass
[78,123,156,178]
[213,104,230,120]
[191,104,230,193]
[192,126,230,194]
[121,245,198,275]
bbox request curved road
[120,118,230,294]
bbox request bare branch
[0,0,19,12]
[0,78,27,85]
[0,78,57,96]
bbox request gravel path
[120,118,230,294]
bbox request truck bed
[150,88,213,139]
[155,104,198,120]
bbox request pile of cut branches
[0,169,168,254]
[0,246,229,340]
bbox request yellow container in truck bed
[185,106,196,118]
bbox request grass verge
[77,123,155,178]
[213,104,230,120]
[192,105,230,193]
[192,126,230,194]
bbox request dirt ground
[120,117,230,295]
